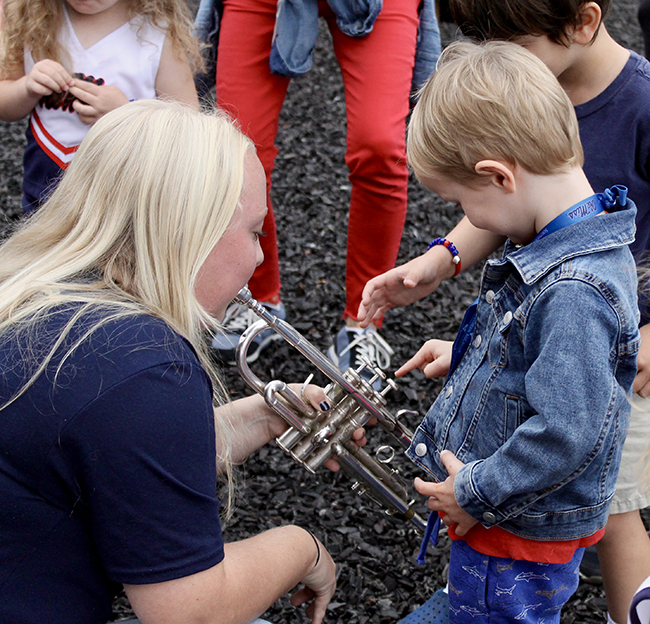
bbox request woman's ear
[572,2,602,45]
[474,160,517,193]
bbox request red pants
[217,0,418,321]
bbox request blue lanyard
[533,185,628,243]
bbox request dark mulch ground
[1,2,649,622]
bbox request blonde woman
[0,100,336,624]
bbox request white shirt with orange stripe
[24,9,165,170]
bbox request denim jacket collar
[497,201,636,286]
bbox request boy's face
[419,168,537,245]
[514,35,575,79]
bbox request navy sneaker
[398,588,449,624]
[212,300,285,364]
[327,325,394,390]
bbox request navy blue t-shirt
[577,50,650,320]
[0,307,225,623]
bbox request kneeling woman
[0,100,336,624]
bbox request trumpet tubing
[233,287,425,532]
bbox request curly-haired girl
[0,0,201,212]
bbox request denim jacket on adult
[269,0,440,92]
[406,199,640,541]
[193,0,441,97]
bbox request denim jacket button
[483,511,497,524]
[473,335,482,348]
[445,385,453,398]
[485,290,495,304]
[415,443,428,457]
[503,311,513,325]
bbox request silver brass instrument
[234,287,426,532]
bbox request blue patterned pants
[448,540,584,623]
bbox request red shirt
[447,520,604,564]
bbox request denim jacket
[194,0,440,97]
[270,0,440,92]
[407,198,640,541]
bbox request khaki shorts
[609,394,650,514]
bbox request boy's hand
[395,339,453,378]
[70,80,129,124]
[414,450,478,536]
[25,60,73,98]
[357,251,449,327]
[633,323,650,397]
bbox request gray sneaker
[212,300,285,364]
[327,325,394,389]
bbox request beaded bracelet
[427,237,462,277]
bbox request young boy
[359,3,650,622]
[400,39,639,623]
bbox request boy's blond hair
[407,40,584,184]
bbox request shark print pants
[447,540,584,623]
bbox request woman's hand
[290,534,337,624]
[221,382,332,466]
[125,526,336,624]
[268,382,331,439]
[280,382,370,472]
[223,381,369,471]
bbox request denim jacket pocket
[503,394,523,442]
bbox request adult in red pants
[212,0,423,380]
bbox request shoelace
[221,303,256,334]
[340,329,394,370]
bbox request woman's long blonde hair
[0,99,252,504]
[0,0,203,78]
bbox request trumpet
[234,287,426,532]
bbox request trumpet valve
[354,356,387,388]
[312,424,335,447]
[380,378,399,397]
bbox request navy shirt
[577,50,650,321]
[0,307,224,623]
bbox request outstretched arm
[126,524,337,624]
[358,217,505,326]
